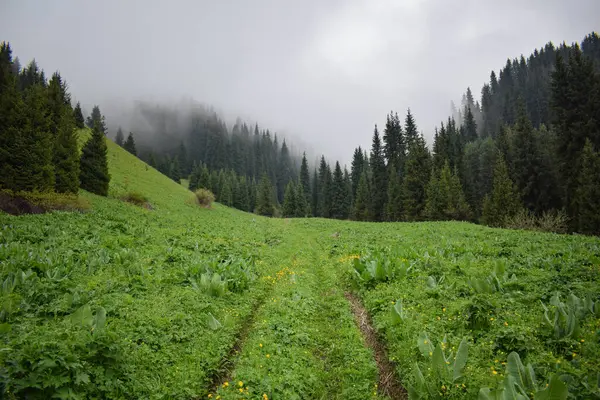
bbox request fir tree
[299,152,311,208]
[123,132,137,156]
[295,181,309,217]
[404,109,419,148]
[80,120,110,196]
[282,181,297,217]
[256,173,274,216]
[369,125,387,221]
[219,175,233,206]
[86,105,106,134]
[317,156,332,218]
[401,136,430,221]
[353,170,370,221]
[330,161,348,219]
[481,155,521,226]
[73,101,85,128]
[169,156,181,183]
[311,169,318,217]
[573,139,600,234]
[350,146,365,198]
[463,106,478,142]
[199,164,211,190]
[188,164,200,191]
[115,127,124,146]
[385,164,403,221]
[53,105,79,193]
[383,111,404,169]
[425,168,443,220]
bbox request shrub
[194,188,215,208]
[121,191,149,207]
[0,190,90,215]
[504,209,569,233]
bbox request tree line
[0,42,110,198]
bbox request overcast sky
[2,0,599,164]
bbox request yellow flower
[424,340,428,344]
[239,388,244,393]
[208,394,213,399]
[580,339,585,343]
[429,352,433,356]
[492,370,498,375]
[263,394,269,400]
[490,317,495,321]
[504,321,508,326]
[259,343,263,347]
[266,354,270,358]
[442,308,446,312]
[437,316,441,320]
[223,382,229,387]
[572,353,577,358]
[238,381,244,387]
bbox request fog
[2,0,598,164]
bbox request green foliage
[53,105,79,193]
[123,131,136,155]
[369,125,387,221]
[282,181,296,217]
[194,188,215,208]
[121,191,148,207]
[402,136,431,221]
[79,121,110,196]
[351,249,412,287]
[73,102,84,129]
[256,173,274,216]
[408,335,470,399]
[481,155,521,227]
[573,139,600,234]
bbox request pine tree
[18,83,55,192]
[299,152,311,208]
[282,181,297,217]
[53,105,79,193]
[317,156,332,218]
[178,142,189,176]
[385,164,403,221]
[401,136,430,221]
[295,181,309,217]
[369,125,387,221]
[80,120,110,196]
[115,127,124,146]
[188,164,200,191]
[86,105,106,134]
[448,166,470,220]
[199,164,211,190]
[311,169,318,217]
[481,155,521,226]
[219,175,233,206]
[404,109,419,148]
[169,156,181,183]
[236,176,250,211]
[353,170,370,221]
[383,112,404,169]
[463,106,478,142]
[123,132,137,156]
[343,167,353,216]
[256,173,274,216]
[350,147,365,198]
[73,101,84,129]
[573,139,600,234]
[330,161,348,219]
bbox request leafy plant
[351,249,412,287]
[478,352,568,400]
[408,334,469,399]
[391,299,407,325]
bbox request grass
[0,130,598,399]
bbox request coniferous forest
[2,32,600,234]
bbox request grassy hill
[1,132,599,399]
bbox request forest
[2,33,600,234]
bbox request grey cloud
[2,0,598,165]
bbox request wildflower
[238,381,244,387]
[208,395,213,398]
[223,382,229,387]
[266,354,270,358]
[580,339,585,343]
[262,394,269,400]
[492,370,498,375]
[259,343,263,347]
[437,316,441,320]
[443,308,446,312]
[424,340,428,344]
[504,322,508,326]
[239,388,244,393]
[490,317,494,321]
[572,353,577,358]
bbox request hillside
[1,133,599,399]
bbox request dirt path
[345,292,407,400]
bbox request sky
[2,0,599,164]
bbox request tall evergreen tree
[53,104,79,193]
[73,101,84,129]
[80,120,110,196]
[219,174,233,206]
[311,169,318,217]
[353,170,370,221]
[115,127,124,146]
[317,156,332,218]
[383,111,404,169]
[463,106,478,142]
[369,125,387,221]
[573,139,600,235]
[385,164,403,221]
[123,132,137,156]
[401,136,430,221]
[282,181,297,217]
[330,161,348,219]
[481,155,521,226]
[295,181,309,217]
[350,146,365,198]
[404,109,419,148]
[299,152,311,203]
[86,105,106,134]
[256,173,274,216]
[169,156,181,183]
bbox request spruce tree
[86,105,106,134]
[73,101,85,128]
[299,152,311,208]
[282,181,297,217]
[401,136,430,221]
[169,156,181,183]
[383,111,404,169]
[18,83,55,192]
[123,132,137,156]
[353,170,370,221]
[330,161,348,219]
[343,167,353,215]
[53,105,79,193]
[317,157,332,218]
[311,169,318,217]
[463,106,478,142]
[256,173,274,216]
[80,120,110,196]
[481,155,521,227]
[219,175,233,206]
[188,164,200,191]
[369,125,387,221]
[425,169,443,220]
[573,139,600,234]
[385,164,403,221]
[115,127,124,146]
[199,164,211,190]
[295,181,309,217]
[448,166,470,220]
[350,147,365,198]
[236,176,250,211]
[404,109,419,148]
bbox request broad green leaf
[506,352,527,389]
[0,323,10,334]
[417,332,434,358]
[534,374,568,400]
[391,299,405,325]
[207,313,222,330]
[93,307,106,333]
[70,304,93,328]
[452,338,469,382]
[432,344,450,381]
